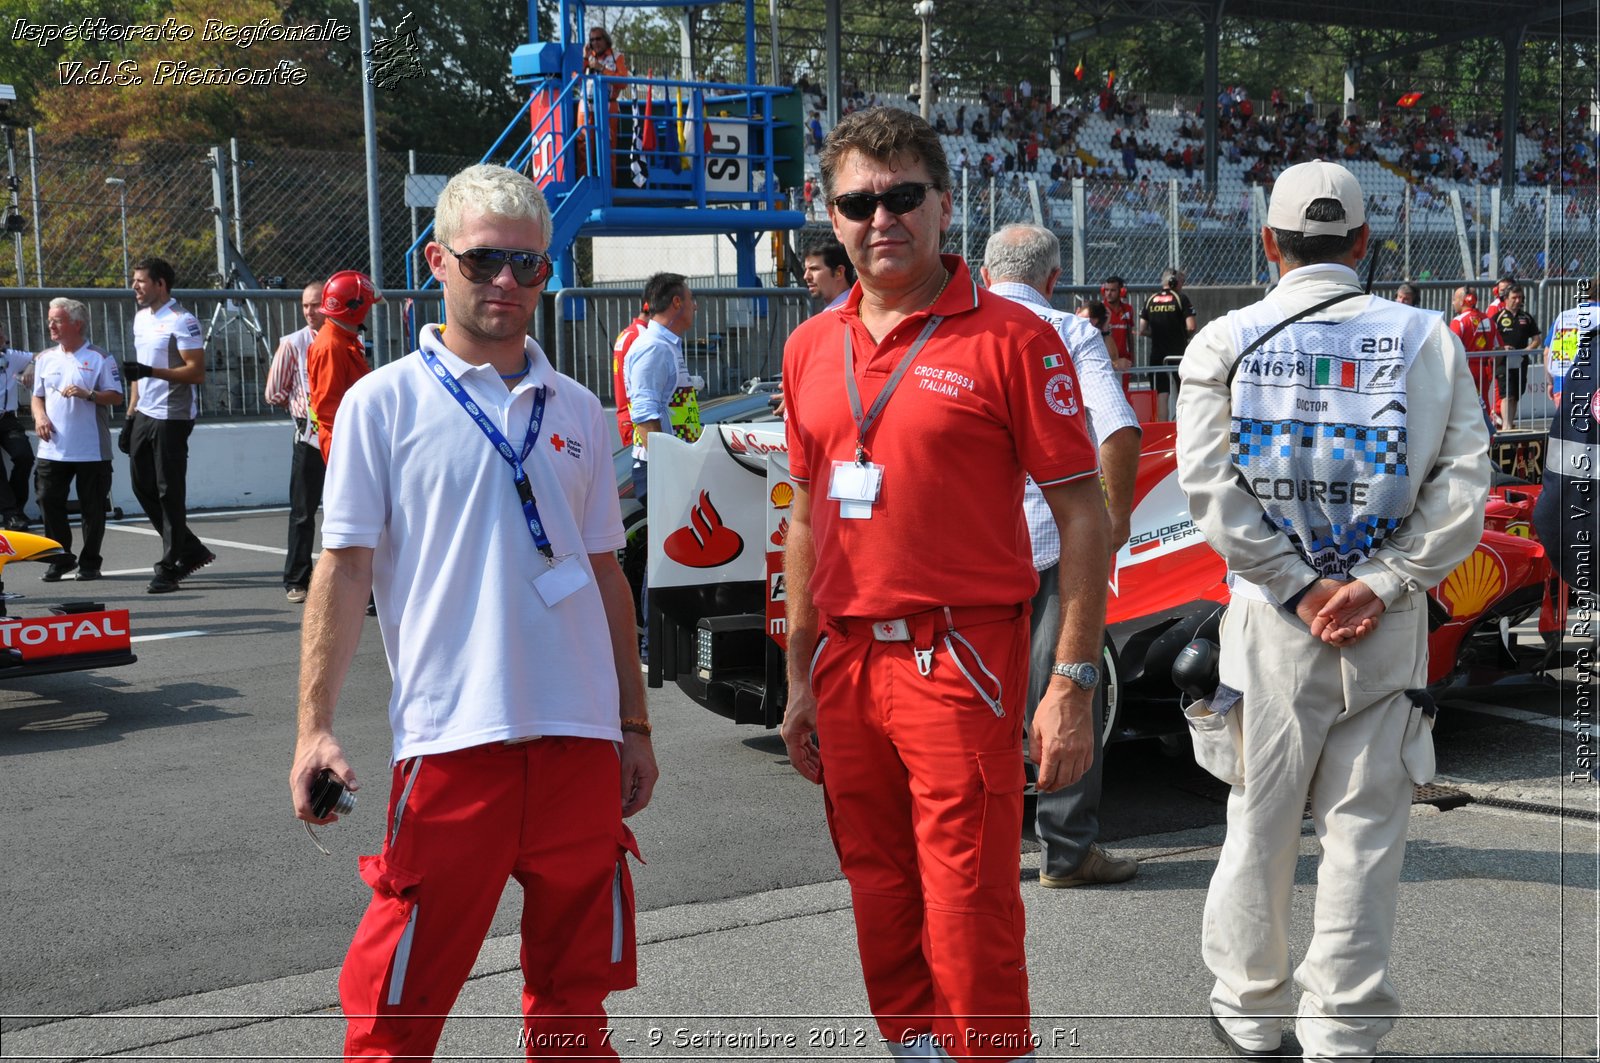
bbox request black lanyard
[843,315,943,464]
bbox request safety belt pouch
[1184,682,1244,786]
[1399,688,1438,786]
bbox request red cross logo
[550,434,565,451]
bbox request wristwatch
[1051,661,1100,691]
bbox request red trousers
[813,607,1036,1063]
[340,738,639,1061]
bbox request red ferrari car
[1096,424,1550,742]
[639,416,1553,744]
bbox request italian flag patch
[1043,354,1063,369]
[1314,356,1357,388]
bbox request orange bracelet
[620,718,652,736]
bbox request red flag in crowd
[1073,56,1085,81]
[1397,91,1424,108]
[1107,69,1117,88]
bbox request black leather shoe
[75,568,102,582]
[43,561,77,582]
[147,574,181,594]
[173,550,216,582]
[1209,1011,1301,1058]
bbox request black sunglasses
[830,181,938,222]
[442,243,553,287]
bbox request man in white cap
[1176,159,1490,1061]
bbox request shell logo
[1439,546,1505,620]
[770,482,794,509]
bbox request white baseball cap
[1267,159,1365,237]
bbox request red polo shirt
[783,255,1097,618]
[1104,301,1134,361]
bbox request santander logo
[722,427,788,456]
[664,490,745,568]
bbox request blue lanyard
[420,345,554,561]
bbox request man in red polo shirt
[780,106,1111,1062]
[1100,274,1134,368]
[1448,287,1501,418]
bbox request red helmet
[320,271,384,326]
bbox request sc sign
[705,120,752,195]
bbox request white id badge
[534,555,591,607]
[828,460,884,520]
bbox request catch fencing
[5,131,477,293]
[902,170,1600,291]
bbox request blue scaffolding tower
[404,0,806,294]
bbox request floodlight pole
[357,0,387,362]
[914,0,935,121]
[105,177,129,286]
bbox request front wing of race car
[0,530,137,680]
[0,606,137,679]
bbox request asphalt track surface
[0,508,1584,1025]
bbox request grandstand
[790,83,1596,285]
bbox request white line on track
[108,506,290,522]
[1451,700,1580,734]
[131,630,208,644]
[103,525,288,556]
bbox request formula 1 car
[0,530,137,680]
[630,415,1553,746]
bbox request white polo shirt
[321,324,627,760]
[32,343,121,462]
[0,347,36,413]
[132,299,203,420]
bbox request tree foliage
[4,0,363,143]
[4,0,1591,161]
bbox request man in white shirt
[125,257,213,593]
[982,223,1144,889]
[801,239,855,312]
[0,326,37,530]
[291,163,657,1061]
[264,282,326,602]
[1176,159,1489,1062]
[623,271,701,493]
[622,272,701,656]
[29,298,123,582]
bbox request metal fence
[0,288,445,421]
[0,285,819,420]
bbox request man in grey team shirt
[125,256,213,594]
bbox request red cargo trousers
[812,606,1038,1063]
[339,737,639,1061]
